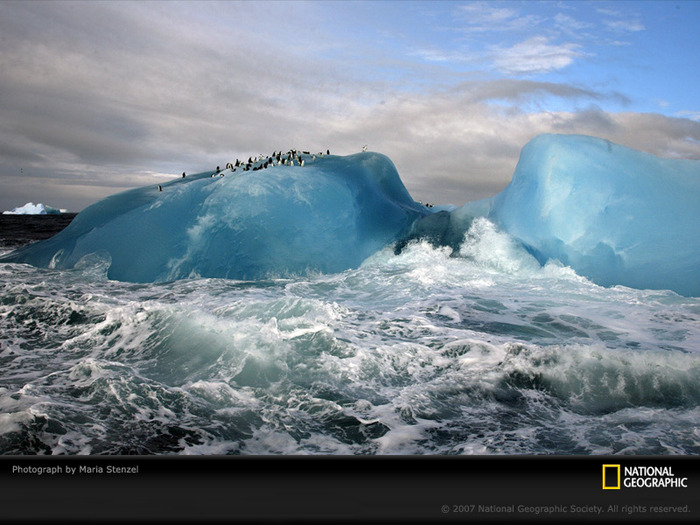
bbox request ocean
[1,214,699,455]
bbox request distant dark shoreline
[0,213,77,249]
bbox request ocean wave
[1,221,699,454]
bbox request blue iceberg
[1,153,428,282]
[430,134,700,296]
[2,136,699,296]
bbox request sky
[1,0,699,212]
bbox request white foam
[2,228,699,454]
[459,217,541,275]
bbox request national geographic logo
[603,464,688,490]
[603,465,621,490]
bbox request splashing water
[2,218,699,455]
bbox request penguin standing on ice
[362,145,367,152]
[158,185,162,192]
[182,172,186,178]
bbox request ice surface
[452,134,700,296]
[1,153,428,282]
[3,202,65,215]
[2,136,698,295]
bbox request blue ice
[1,153,428,282]
[453,134,700,296]
[2,136,699,296]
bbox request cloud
[308,90,700,206]
[596,7,646,32]
[492,36,583,75]
[453,79,630,106]
[0,1,697,213]
[675,111,700,122]
[455,2,541,33]
[553,12,591,33]
[604,19,646,32]
[410,48,470,64]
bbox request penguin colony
[163,147,434,209]
[208,148,331,178]
[158,149,334,190]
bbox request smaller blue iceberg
[415,134,699,296]
[491,134,700,296]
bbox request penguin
[326,149,330,155]
[300,159,305,167]
[182,172,186,178]
[362,145,367,152]
[226,162,233,169]
[158,184,162,192]
[312,154,316,161]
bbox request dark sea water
[0,214,77,250]
[1,215,699,455]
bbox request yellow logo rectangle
[603,464,621,490]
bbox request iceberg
[1,135,698,295]
[3,202,66,215]
[433,134,699,296]
[0,153,428,282]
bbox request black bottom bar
[1,456,697,523]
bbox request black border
[1,455,698,523]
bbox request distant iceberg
[1,136,699,296]
[3,202,67,215]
